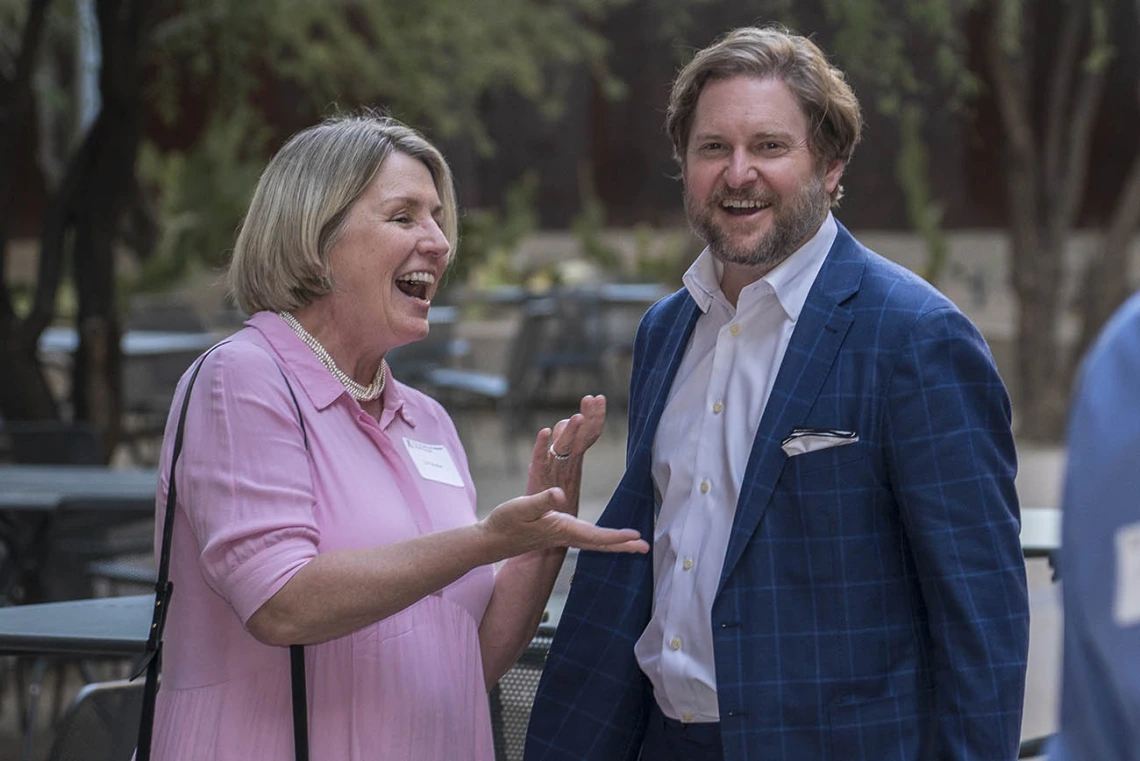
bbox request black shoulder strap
[278,365,310,761]
[135,342,312,761]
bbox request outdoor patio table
[0,464,158,512]
[0,465,158,606]
[0,593,150,656]
[37,327,218,358]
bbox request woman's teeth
[396,271,435,300]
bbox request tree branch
[26,128,96,339]
[985,0,1037,168]
[0,0,55,321]
[1042,0,1088,190]
[1054,0,1116,234]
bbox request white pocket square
[781,428,859,457]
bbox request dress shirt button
[682,557,694,571]
[712,401,724,414]
[730,324,741,336]
[682,713,693,723]
[669,637,682,651]
[699,480,710,494]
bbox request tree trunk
[0,319,59,421]
[1074,152,1140,366]
[985,0,1115,441]
[0,0,57,422]
[64,0,152,454]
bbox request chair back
[45,678,145,761]
[503,298,558,405]
[386,305,461,387]
[489,628,555,761]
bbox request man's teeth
[721,199,770,210]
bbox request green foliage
[808,0,974,284]
[895,105,949,284]
[129,0,629,292]
[147,0,626,152]
[630,223,691,287]
[132,105,271,292]
[452,171,540,289]
[1084,0,1116,73]
[997,0,1023,56]
[571,163,621,272]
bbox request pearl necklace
[278,312,387,401]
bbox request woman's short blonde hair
[666,26,863,204]
[228,113,458,315]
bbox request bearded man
[525,25,1030,761]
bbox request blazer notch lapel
[716,293,856,593]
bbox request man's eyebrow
[690,129,798,143]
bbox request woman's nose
[421,220,450,259]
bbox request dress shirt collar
[681,212,838,320]
[246,310,416,427]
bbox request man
[1050,293,1140,761]
[525,26,1029,761]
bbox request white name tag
[403,437,465,488]
[1114,521,1140,628]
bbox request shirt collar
[760,212,837,321]
[681,212,837,321]
[247,311,416,427]
[681,249,726,314]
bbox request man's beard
[685,171,830,271]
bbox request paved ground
[0,408,1064,759]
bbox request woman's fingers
[545,512,648,553]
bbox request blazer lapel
[627,295,701,472]
[717,225,866,590]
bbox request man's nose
[724,149,758,188]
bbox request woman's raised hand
[527,395,606,510]
[480,487,648,559]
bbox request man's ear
[824,159,845,196]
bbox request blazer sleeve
[884,306,1030,761]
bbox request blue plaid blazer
[525,224,1030,761]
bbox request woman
[148,113,647,760]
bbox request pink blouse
[148,311,496,760]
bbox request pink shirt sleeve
[175,342,320,623]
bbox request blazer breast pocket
[784,438,867,477]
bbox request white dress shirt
[633,213,837,723]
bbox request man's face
[683,75,843,273]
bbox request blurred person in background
[527,26,1029,761]
[146,113,647,761]
[1050,291,1140,761]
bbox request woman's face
[325,151,450,354]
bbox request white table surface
[1020,506,1061,557]
[38,327,218,357]
[0,464,157,512]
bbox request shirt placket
[661,316,737,719]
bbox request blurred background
[0,0,1137,758]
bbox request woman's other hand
[481,486,647,558]
[526,395,606,511]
